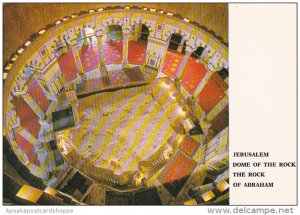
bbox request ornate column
[38,117,54,143]
[143,35,170,79]
[97,35,106,68]
[177,37,185,53]
[66,91,80,127]
[133,23,142,41]
[174,46,193,84]
[55,35,68,55]
[82,27,89,46]
[122,30,130,67]
[7,105,20,130]
[71,45,84,78]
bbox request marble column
[66,91,80,127]
[191,68,218,101]
[82,28,89,46]
[133,23,142,41]
[7,107,20,130]
[97,35,105,68]
[38,118,54,143]
[175,49,192,82]
[122,31,130,67]
[177,37,185,53]
[71,45,84,77]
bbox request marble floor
[55,80,188,187]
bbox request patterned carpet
[27,77,51,113]
[180,135,200,156]
[159,150,196,197]
[128,41,146,65]
[103,40,123,65]
[180,58,207,94]
[198,73,228,114]
[161,51,184,79]
[79,44,100,72]
[57,50,78,82]
[12,96,41,138]
[15,133,40,166]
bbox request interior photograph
[3,3,229,205]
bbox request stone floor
[55,79,188,187]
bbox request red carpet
[180,58,207,94]
[180,135,199,156]
[128,41,146,65]
[103,40,123,65]
[27,77,51,113]
[12,96,41,138]
[161,51,183,79]
[15,133,40,166]
[198,73,227,114]
[79,44,100,72]
[57,50,78,82]
[162,151,195,183]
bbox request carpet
[57,50,79,82]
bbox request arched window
[107,25,123,41]
[140,24,149,42]
[168,33,186,54]
[191,46,205,59]
[218,68,229,80]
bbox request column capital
[95,29,104,37]
[15,124,24,133]
[22,65,33,79]
[185,45,195,55]
[122,28,131,35]
[8,115,21,129]
[12,85,28,97]
[208,63,223,73]
[225,89,229,97]
[39,118,50,126]
[71,44,79,50]
[187,95,197,107]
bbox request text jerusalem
[233,152,269,157]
